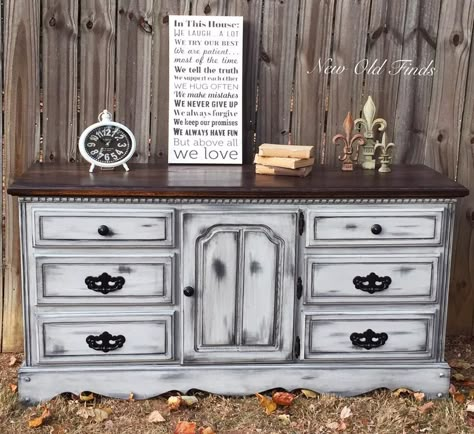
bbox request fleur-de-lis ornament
[355,96,387,170]
[374,132,395,173]
[333,112,366,171]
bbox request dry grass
[0,337,473,433]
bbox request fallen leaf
[418,402,434,414]
[301,389,318,398]
[338,420,347,431]
[256,393,277,415]
[272,391,295,406]
[181,395,198,407]
[449,359,471,370]
[9,383,18,393]
[148,410,166,423]
[462,380,474,387]
[392,388,413,397]
[168,396,183,411]
[28,407,51,428]
[467,413,474,428]
[94,408,110,423]
[419,428,432,433]
[76,407,95,419]
[413,392,425,402]
[469,390,474,400]
[453,372,466,382]
[449,384,457,396]
[454,392,466,404]
[50,426,66,434]
[128,392,135,401]
[79,391,94,402]
[340,406,352,420]
[8,355,17,367]
[466,401,474,413]
[198,428,215,434]
[326,421,340,430]
[278,414,291,425]
[174,421,197,434]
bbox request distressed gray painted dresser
[8,163,468,404]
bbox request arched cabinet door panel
[182,211,297,363]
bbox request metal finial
[374,132,395,173]
[354,96,387,170]
[332,112,366,171]
[98,110,113,122]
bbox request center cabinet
[182,211,297,362]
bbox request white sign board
[169,16,243,164]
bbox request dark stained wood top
[7,163,469,199]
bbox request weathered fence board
[3,0,474,350]
[256,0,299,146]
[150,0,189,161]
[292,0,335,164]
[42,0,79,163]
[116,0,153,163]
[3,0,40,352]
[325,0,371,166]
[423,0,474,179]
[393,0,441,165]
[79,0,116,133]
[363,0,407,140]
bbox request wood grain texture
[149,0,189,162]
[3,0,40,352]
[7,163,468,199]
[449,24,474,335]
[292,0,335,164]
[363,0,407,142]
[41,0,78,163]
[423,0,474,178]
[227,0,263,162]
[257,0,299,146]
[79,0,116,133]
[192,0,226,16]
[393,0,441,164]
[325,0,371,166]
[116,0,153,163]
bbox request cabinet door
[182,211,297,362]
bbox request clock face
[83,125,133,164]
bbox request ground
[1,336,474,433]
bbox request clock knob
[371,224,382,235]
[98,225,110,236]
[183,286,195,297]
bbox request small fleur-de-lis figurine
[355,96,387,170]
[374,132,395,173]
[333,112,366,171]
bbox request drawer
[32,208,174,247]
[36,313,175,364]
[303,312,435,360]
[35,255,173,304]
[306,208,444,246]
[305,254,439,303]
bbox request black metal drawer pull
[350,329,388,350]
[371,224,382,235]
[86,331,126,353]
[353,272,391,294]
[98,225,110,236]
[85,272,125,294]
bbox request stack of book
[254,144,315,177]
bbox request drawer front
[32,208,174,247]
[303,313,435,360]
[305,255,439,303]
[36,313,174,364]
[35,255,173,304]
[307,208,444,246]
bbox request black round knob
[371,224,382,235]
[183,286,195,297]
[98,225,110,236]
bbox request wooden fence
[1,0,474,351]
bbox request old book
[259,143,315,159]
[254,154,315,169]
[255,164,313,177]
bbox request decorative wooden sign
[168,16,243,164]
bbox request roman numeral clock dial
[78,110,136,173]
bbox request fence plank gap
[116,0,153,163]
[3,0,40,352]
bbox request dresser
[8,164,468,404]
